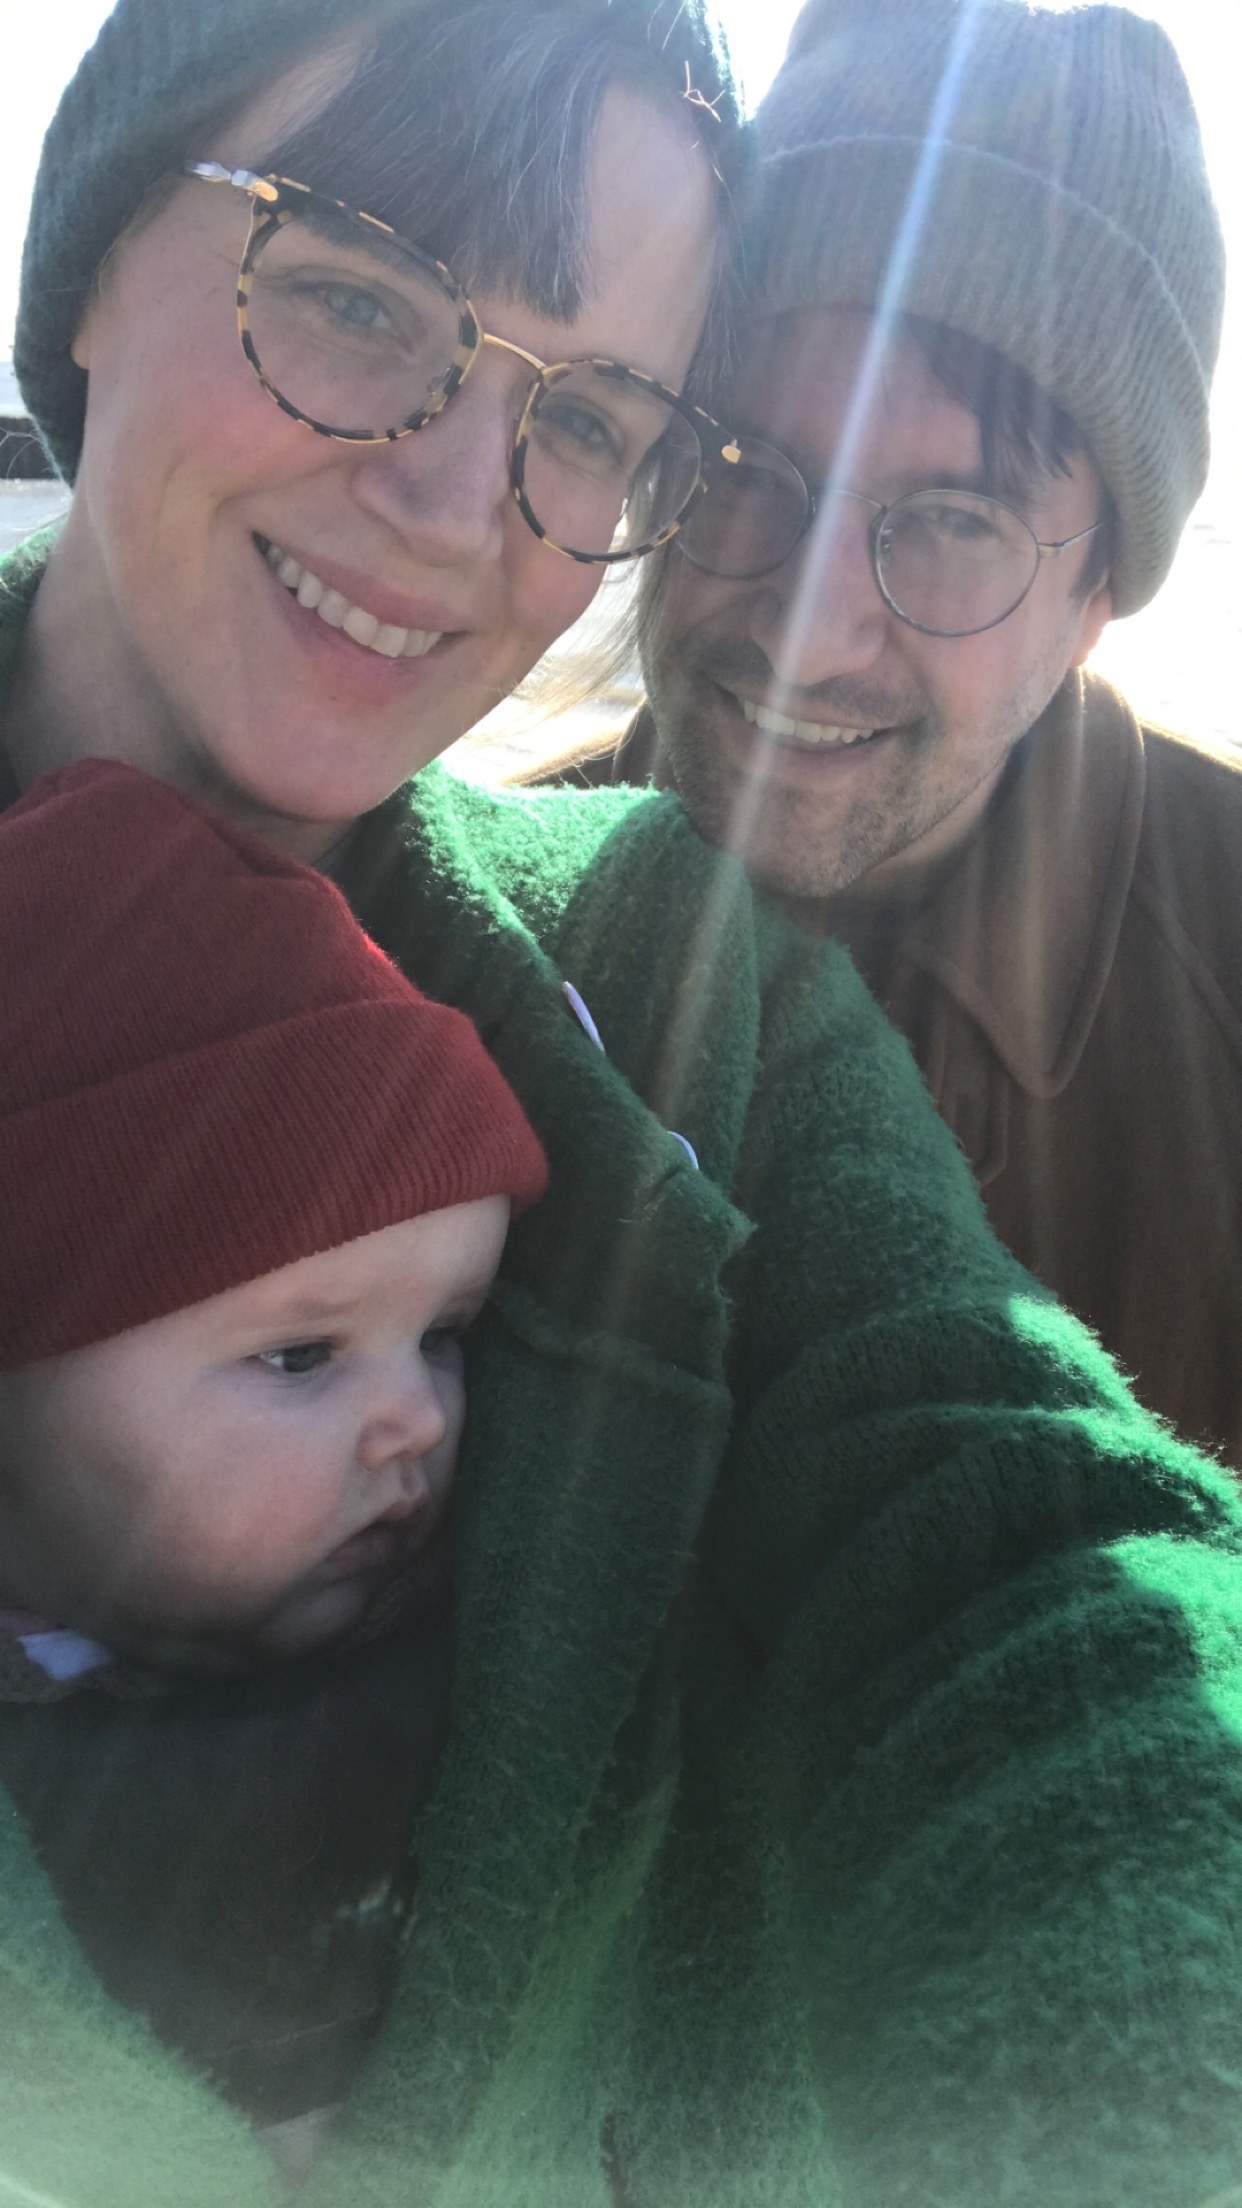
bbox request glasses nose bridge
[455,329,550,460]
[478,329,546,377]
[473,328,548,424]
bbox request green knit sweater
[3,533,1242,2206]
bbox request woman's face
[56,73,717,855]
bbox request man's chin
[662,741,839,902]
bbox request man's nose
[750,493,889,689]
[349,363,518,565]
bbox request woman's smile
[258,538,445,661]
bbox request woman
[7,0,733,841]
[5,2,1242,2205]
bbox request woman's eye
[712,463,795,514]
[538,402,624,466]
[255,1340,332,1377]
[314,281,396,335]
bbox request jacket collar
[834,671,1147,1100]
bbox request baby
[0,759,545,1685]
[0,759,547,2135]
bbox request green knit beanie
[15,0,412,481]
[15,0,735,484]
[747,0,1225,615]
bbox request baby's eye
[255,1340,332,1377]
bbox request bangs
[254,0,736,325]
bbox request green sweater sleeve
[700,913,1242,2208]
[389,772,1242,2206]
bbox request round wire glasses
[186,163,735,567]
[675,432,1104,638]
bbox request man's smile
[737,697,887,750]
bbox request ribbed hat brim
[0,999,546,1365]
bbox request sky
[1,0,1237,737]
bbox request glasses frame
[679,434,1105,638]
[185,162,738,567]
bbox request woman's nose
[349,363,519,564]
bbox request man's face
[647,308,1113,909]
[0,1200,508,1675]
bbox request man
[614,0,1241,1466]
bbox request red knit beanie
[0,760,547,1366]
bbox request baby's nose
[357,1362,448,1476]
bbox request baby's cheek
[147,1483,309,1614]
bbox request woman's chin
[173,738,410,863]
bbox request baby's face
[0,1197,509,1673]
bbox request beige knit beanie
[748,0,1225,614]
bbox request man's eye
[255,1341,332,1377]
[935,507,995,540]
[900,500,1003,545]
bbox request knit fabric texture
[747,0,1225,615]
[0,759,545,1363]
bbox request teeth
[262,540,442,661]
[740,698,877,747]
[341,604,378,648]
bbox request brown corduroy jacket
[583,671,1242,1468]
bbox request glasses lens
[516,365,703,562]
[245,203,465,437]
[676,436,809,579]
[875,489,1039,636]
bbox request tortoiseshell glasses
[186,163,738,566]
